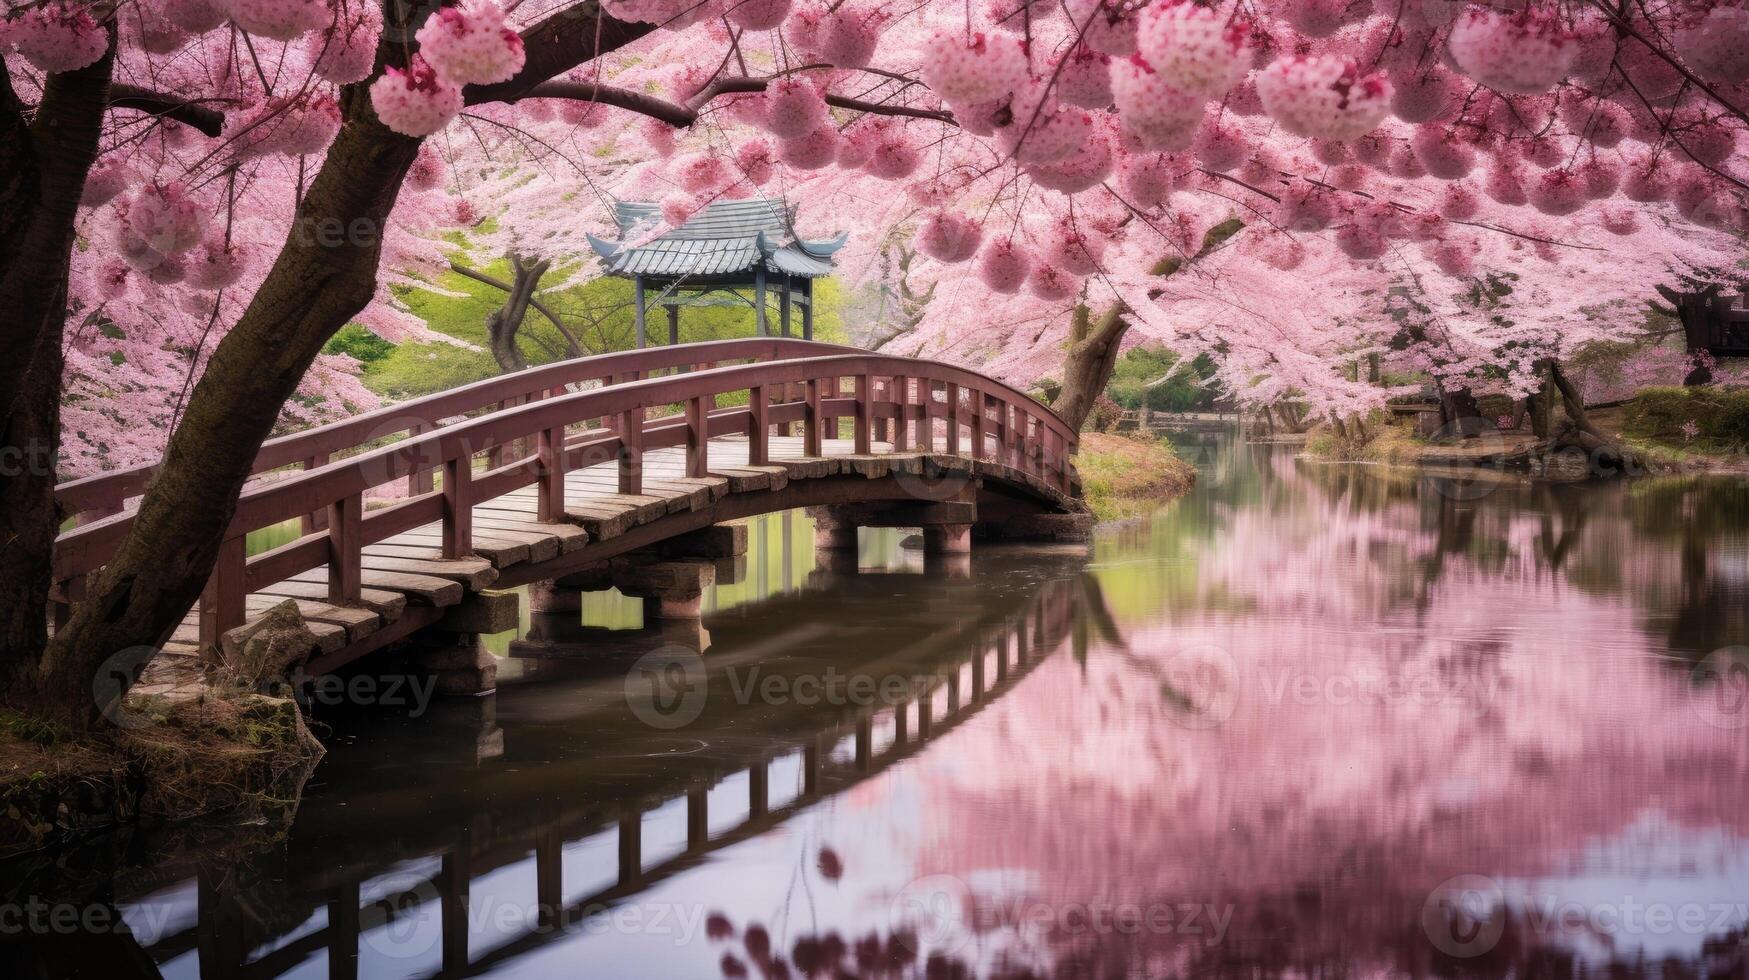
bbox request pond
[10,437,1749,978]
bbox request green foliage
[354,258,853,398]
[0,710,64,748]
[323,325,395,364]
[1622,386,1749,448]
[1105,347,1217,412]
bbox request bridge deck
[151,432,1073,673]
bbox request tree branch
[450,259,586,356]
[106,84,226,137]
[502,71,956,127]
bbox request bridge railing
[52,337,858,526]
[52,351,1076,647]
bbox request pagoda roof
[586,199,847,281]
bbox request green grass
[1077,432,1196,521]
[1622,386,1749,452]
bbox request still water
[11,438,1749,978]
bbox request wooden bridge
[51,339,1087,674]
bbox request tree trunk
[483,253,552,374]
[0,45,114,704]
[1437,385,1486,438]
[1055,304,1129,433]
[40,85,422,729]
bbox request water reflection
[9,444,1749,978]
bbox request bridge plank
[471,515,590,554]
[244,595,382,644]
[257,580,408,622]
[286,568,464,607]
[358,554,497,589]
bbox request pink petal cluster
[914,211,983,263]
[734,138,776,185]
[673,152,729,193]
[1112,54,1205,150]
[762,77,829,140]
[1528,167,1587,216]
[1027,131,1114,192]
[114,183,206,272]
[1256,55,1391,141]
[226,0,330,42]
[186,235,248,290]
[1065,0,1140,56]
[1056,46,1113,109]
[1677,6,1749,85]
[1409,124,1474,179]
[999,80,1095,165]
[977,236,1032,293]
[8,2,108,72]
[1446,5,1575,95]
[307,0,383,84]
[778,125,839,169]
[917,28,1028,106]
[1028,263,1079,301]
[81,157,133,207]
[274,95,343,155]
[1117,151,1179,208]
[726,0,791,31]
[1135,0,1251,99]
[407,145,447,190]
[806,2,884,69]
[162,0,227,33]
[415,0,525,86]
[369,56,464,137]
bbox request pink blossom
[274,95,342,155]
[998,79,1093,166]
[726,0,790,32]
[162,0,227,34]
[778,125,839,169]
[977,237,1032,293]
[369,56,464,137]
[1044,218,1105,274]
[1135,0,1252,100]
[1483,154,1529,207]
[185,235,248,290]
[673,151,728,193]
[1112,54,1205,150]
[1677,6,1749,85]
[914,211,982,263]
[1447,5,1575,96]
[1622,150,1671,203]
[917,27,1028,106]
[1256,55,1392,142]
[1192,116,1246,172]
[1426,236,1478,276]
[1390,67,1458,124]
[1278,0,1356,39]
[1028,263,1079,301]
[808,2,883,69]
[1027,133,1115,193]
[9,2,108,72]
[734,138,775,185]
[306,0,382,84]
[1599,206,1639,235]
[1055,46,1112,110]
[407,145,447,191]
[1064,0,1140,56]
[1116,152,1179,209]
[225,0,330,42]
[761,77,828,140]
[1409,124,1474,179]
[80,157,132,208]
[1275,180,1339,233]
[659,190,700,226]
[415,0,525,86]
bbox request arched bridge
[52,340,1089,674]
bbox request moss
[1077,432,1196,521]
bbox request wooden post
[779,274,792,337]
[443,455,473,558]
[199,533,247,655]
[854,374,872,454]
[328,492,362,604]
[535,827,562,930]
[749,384,769,465]
[409,422,434,496]
[666,302,679,346]
[538,425,566,522]
[855,717,872,770]
[917,379,933,452]
[327,882,360,980]
[687,789,709,850]
[618,811,642,888]
[892,375,909,451]
[634,275,647,348]
[749,760,768,818]
[970,389,986,460]
[755,266,768,336]
[802,277,814,341]
[618,408,643,495]
[301,451,330,533]
[441,849,469,975]
[945,382,960,455]
[804,378,822,457]
[686,395,709,477]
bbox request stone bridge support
[806,501,977,555]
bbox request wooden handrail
[53,338,859,519]
[51,350,1077,643]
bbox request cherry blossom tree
[3,0,1747,726]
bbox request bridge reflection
[11,545,1092,979]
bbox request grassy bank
[1076,432,1197,521]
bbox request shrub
[1623,386,1749,448]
